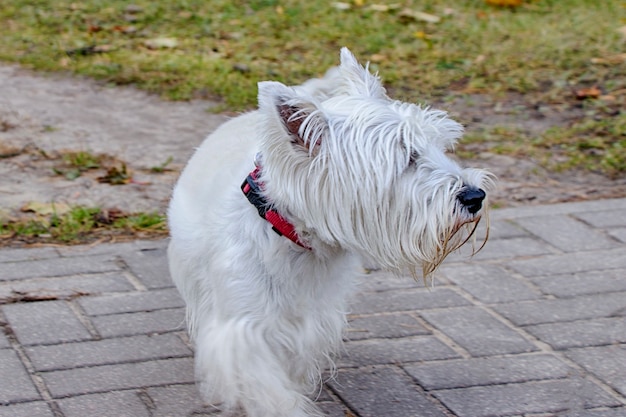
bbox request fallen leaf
[485,0,524,6]
[575,86,602,100]
[21,202,72,216]
[590,53,626,65]
[368,3,401,12]
[144,37,178,50]
[399,9,440,23]
[332,2,351,10]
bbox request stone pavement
[1,198,625,417]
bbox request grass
[0,0,623,108]
[0,205,167,245]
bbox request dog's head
[257,48,495,277]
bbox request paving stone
[476,219,530,240]
[25,333,191,371]
[404,354,572,390]
[346,313,429,341]
[146,384,220,417]
[0,401,55,417]
[566,407,626,417]
[525,317,626,350]
[528,269,626,298]
[57,390,150,417]
[330,366,448,417]
[494,291,626,326]
[509,248,626,277]
[609,228,626,243]
[0,247,59,263]
[0,348,41,403]
[91,308,185,338]
[79,287,184,316]
[420,307,537,356]
[0,332,9,349]
[449,236,555,261]
[121,247,172,289]
[573,210,626,228]
[434,379,622,417]
[2,300,91,346]
[566,345,626,396]
[0,271,134,300]
[317,401,352,417]
[43,357,195,397]
[514,215,618,252]
[492,198,626,220]
[0,254,121,281]
[350,287,470,315]
[441,264,539,303]
[354,270,423,292]
[339,336,460,368]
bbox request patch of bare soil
[0,64,624,230]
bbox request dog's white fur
[168,48,493,417]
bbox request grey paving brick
[420,307,537,356]
[477,219,530,240]
[514,215,617,252]
[0,271,134,301]
[317,401,352,417]
[566,345,626,396]
[355,270,423,292]
[494,291,626,326]
[566,407,626,417]
[526,317,626,350]
[91,308,185,338]
[330,366,448,417]
[434,379,622,417]
[79,287,184,316]
[339,336,460,368]
[441,264,539,303]
[449,236,555,261]
[492,198,626,220]
[43,357,194,397]
[2,301,91,346]
[0,332,9,349]
[0,348,41,403]
[573,210,626,229]
[346,313,429,341]
[0,247,59,263]
[57,390,150,417]
[0,254,121,281]
[610,228,626,243]
[404,354,572,390]
[0,401,55,417]
[146,384,220,417]
[528,269,626,298]
[121,247,172,289]
[509,247,626,277]
[350,287,470,315]
[25,333,191,371]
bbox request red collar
[241,165,311,250]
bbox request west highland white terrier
[168,48,494,417]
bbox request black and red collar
[241,162,311,250]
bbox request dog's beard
[412,206,490,284]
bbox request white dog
[168,48,493,417]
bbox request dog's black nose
[457,187,486,214]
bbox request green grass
[0,205,167,244]
[0,0,623,107]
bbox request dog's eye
[408,150,419,166]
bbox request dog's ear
[339,47,387,98]
[258,81,326,153]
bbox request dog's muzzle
[457,187,486,215]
